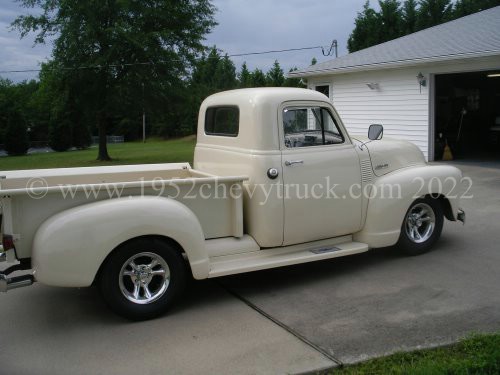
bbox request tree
[195,47,222,91]
[347,1,382,52]
[214,54,238,91]
[251,69,267,87]
[35,61,91,151]
[347,0,494,53]
[4,110,30,156]
[0,78,39,156]
[283,68,306,88]
[266,60,285,87]
[416,0,453,30]
[311,58,318,66]
[13,0,216,160]
[402,0,418,34]
[182,46,240,134]
[453,0,500,17]
[239,62,252,88]
[378,0,403,42]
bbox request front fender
[354,165,463,248]
[32,196,208,287]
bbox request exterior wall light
[417,72,426,92]
[366,82,379,90]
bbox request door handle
[285,160,304,166]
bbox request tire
[397,197,444,256]
[99,237,187,320]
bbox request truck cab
[195,88,366,247]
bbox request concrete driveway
[219,162,500,363]
[1,162,499,374]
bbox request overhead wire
[0,41,338,74]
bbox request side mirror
[368,124,383,140]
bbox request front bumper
[0,255,34,293]
[0,273,34,292]
[457,208,466,224]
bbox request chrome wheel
[404,202,436,244]
[118,252,170,305]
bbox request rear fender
[32,196,208,287]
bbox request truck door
[280,103,362,246]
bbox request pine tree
[214,54,237,91]
[239,62,252,88]
[251,69,267,87]
[378,0,403,42]
[266,60,285,87]
[347,1,382,52]
[416,0,453,30]
[402,0,418,34]
[453,0,500,18]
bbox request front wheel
[397,197,443,256]
[99,238,187,320]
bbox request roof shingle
[290,6,500,77]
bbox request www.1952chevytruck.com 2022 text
[0,88,466,320]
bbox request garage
[434,70,500,161]
[289,6,500,162]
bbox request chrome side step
[310,246,341,254]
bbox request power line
[0,41,337,74]
[227,45,323,58]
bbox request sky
[0,0,371,82]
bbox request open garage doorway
[434,70,500,161]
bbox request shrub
[4,110,29,156]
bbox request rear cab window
[205,106,239,137]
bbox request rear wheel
[100,238,187,320]
[397,197,443,256]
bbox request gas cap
[267,168,279,179]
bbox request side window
[205,106,239,137]
[283,107,344,148]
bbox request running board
[208,239,369,278]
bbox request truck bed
[1,163,210,191]
[1,163,247,259]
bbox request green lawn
[0,137,196,171]
[332,333,500,375]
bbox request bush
[4,110,29,156]
[72,122,91,149]
[49,118,73,152]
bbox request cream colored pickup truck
[0,88,465,320]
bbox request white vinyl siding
[308,55,500,161]
[310,67,430,159]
